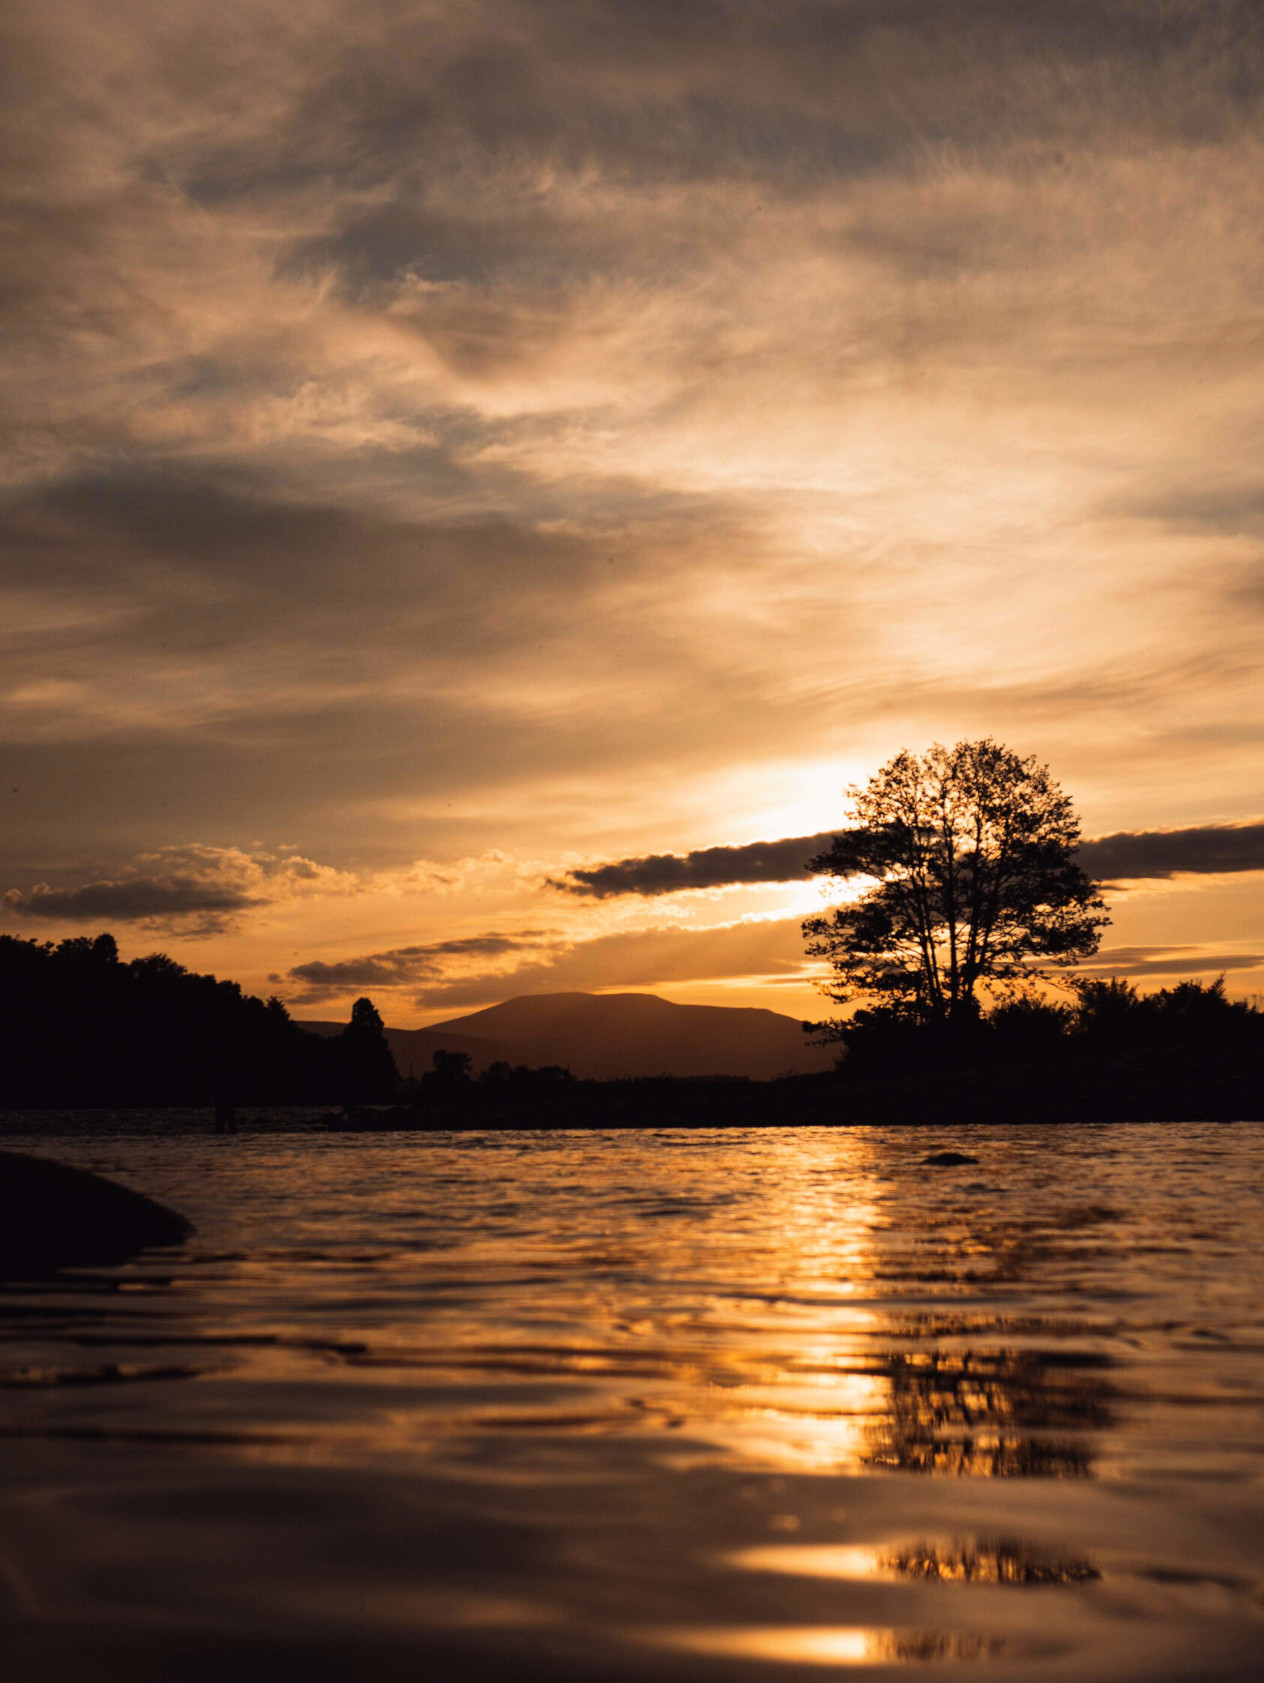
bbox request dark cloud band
[555,833,836,897]
[0,845,355,936]
[557,821,1264,896]
[1076,823,1264,880]
[1075,945,1264,977]
[285,932,554,1000]
[2,879,262,921]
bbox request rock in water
[922,1150,981,1167]
[0,1151,192,1277]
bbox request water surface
[2,1122,1262,1681]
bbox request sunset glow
[3,0,1263,1024]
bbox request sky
[3,0,1264,1027]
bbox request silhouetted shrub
[824,974,1262,1082]
[987,996,1074,1062]
[479,1060,575,1096]
[419,1048,475,1104]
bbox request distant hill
[300,991,836,1081]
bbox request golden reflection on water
[641,1624,1008,1666]
[4,1126,1264,1683]
[729,1538,1101,1586]
[83,1126,1120,1482]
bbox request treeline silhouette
[0,934,397,1106]
[832,977,1262,1075]
[809,977,1264,1125]
[1,931,1260,1122]
[338,976,1264,1130]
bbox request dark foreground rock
[0,1150,192,1277]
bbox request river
[1,1121,1262,1680]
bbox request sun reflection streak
[25,1130,1122,1492]
[668,1129,895,1471]
[710,1369,889,1473]
[638,1625,1007,1665]
[727,1539,1101,1586]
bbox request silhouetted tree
[804,740,1107,1039]
[336,996,398,1103]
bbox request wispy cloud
[283,914,813,1010]
[1075,945,1264,979]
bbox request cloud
[0,454,798,867]
[4,0,1264,994]
[285,930,556,1002]
[0,463,606,659]
[2,877,263,927]
[556,832,834,896]
[1074,945,1264,978]
[2,845,358,936]
[284,915,1264,1014]
[281,913,815,1010]
[558,821,1264,897]
[412,916,814,1011]
[1077,823,1264,880]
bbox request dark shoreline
[4,1042,1261,1135]
[4,1109,1258,1139]
[309,1040,1261,1130]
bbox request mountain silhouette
[301,992,835,1080]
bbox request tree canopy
[803,739,1108,1033]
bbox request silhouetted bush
[479,1060,576,1095]
[1072,975,1256,1052]
[987,996,1075,1062]
[418,1048,474,1105]
[822,975,1263,1084]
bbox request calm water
[2,1122,1263,1682]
